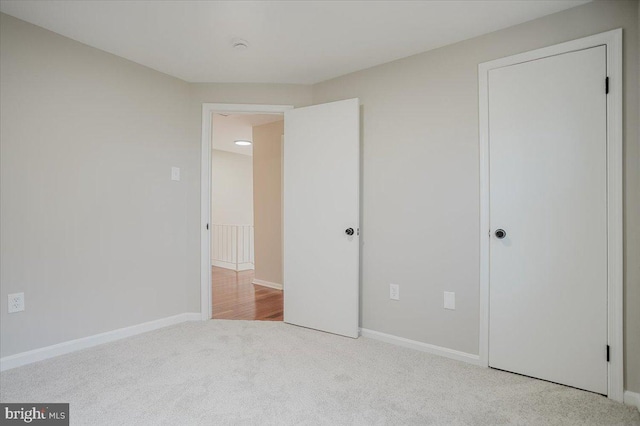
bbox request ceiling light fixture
[234,140,252,146]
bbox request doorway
[200,100,361,339]
[209,111,285,321]
[478,29,623,401]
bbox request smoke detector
[231,38,249,50]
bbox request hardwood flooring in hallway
[212,266,283,321]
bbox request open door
[283,98,360,338]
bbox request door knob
[495,229,506,239]
[345,228,354,236]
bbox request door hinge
[606,345,610,362]
[206,223,209,230]
[605,77,609,94]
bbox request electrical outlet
[390,283,400,301]
[8,292,24,313]
[444,291,455,310]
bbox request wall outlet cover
[8,292,25,313]
[444,291,455,310]
[390,283,400,301]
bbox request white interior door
[284,99,359,338]
[488,47,608,394]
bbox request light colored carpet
[1,320,638,425]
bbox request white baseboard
[0,312,201,372]
[212,259,234,270]
[237,262,255,271]
[212,260,255,271]
[252,279,283,290]
[624,391,640,411]
[361,328,636,407]
[360,328,481,366]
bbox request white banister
[211,224,254,271]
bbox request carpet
[1,320,638,425]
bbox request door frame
[478,29,623,402]
[200,103,293,321]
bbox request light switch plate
[444,291,455,310]
[171,167,180,181]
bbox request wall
[190,83,313,110]
[0,13,198,357]
[636,0,640,397]
[312,0,639,392]
[252,120,284,286]
[211,149,254,226]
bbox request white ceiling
[212,114,283,156]
[0,1,590,84]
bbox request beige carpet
[1,320,638,425]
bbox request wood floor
[212,266,283,321]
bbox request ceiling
[0,1,590,84]
[212,114,283,156]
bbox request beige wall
[634,0,640,395]
[211,150,253,226]
[190,83,313,110]
[252,121,284,286]
[0,13,199,357]
[312,0,639,392]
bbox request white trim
[478,29,623,402]
[0,313,201,371]
[605,29,624,405]
[212,260,254,271]
[478,55,490,369]
[204,103,293,115]
[360,328,481,366]
[624,391,640,411]
[201,103,293,321]
[252,279,283,290]
[201,104,213,321]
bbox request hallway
[211,267,283,321]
